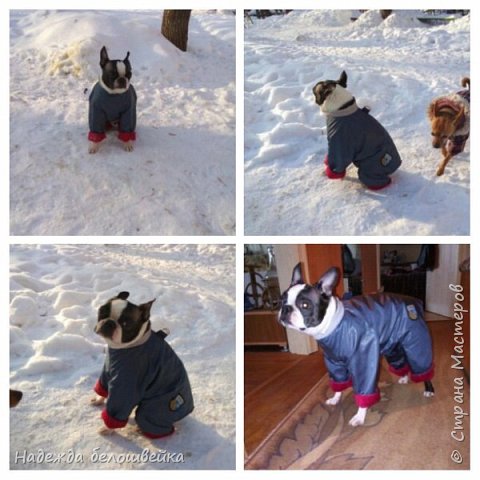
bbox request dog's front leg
[349,407,368,427]
[437,145,452,176]
[89,141,101,154]
[325,391,342,406]
[123,140,134,152]
[90,395,105,406]
[98,425,115,436]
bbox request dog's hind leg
[424,380,435,398]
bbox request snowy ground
[10,10,235,235]
[10,244,235,469]
[244,10,470,235]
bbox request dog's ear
[433,99,443,117]
[428,101,436,120]
[139,299,156,320]
[100,46,109,67]
[290,263,304,286]
[316,267,339,296]
[124,51,130,62]
[117,291,130,300]
[338,71,347,88]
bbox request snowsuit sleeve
[326,120,355,176]
[347,328,381,408]
[98,355,145,429]
[118,86,137,141]
[324,355,352,392]
[88,86,107,136]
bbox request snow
[244,10,470,235]
[10,10,236,235]
[10,244,235,469]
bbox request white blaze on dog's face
[279,264,340,338]
[109,298,128,344]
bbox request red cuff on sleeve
[101,409,128,429]
[329,378,353,392]
[388,364,411,377]
[88,131,106,143]
[325,164,346,179]
[367,178,392,191]
[118,131,136,142]
[410,364,434,383]
[142,427,175,439]
[354,390,381,408]
[94,379,108,398]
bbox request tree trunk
[380,10,392,20]
[161,10,192,52]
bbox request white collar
[106,325,151,350]
[99,77,129,95]
[311,297,345,340]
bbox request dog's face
[95,292,154,347]
[278,264,339,336]
[312,71,348,107]
[99,46,132,92]
[428,101,465,149]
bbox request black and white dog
[312,71,401,190]
[91,292,194,438]
[88,46,137,154]
[279,264,434,426]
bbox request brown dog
[428,77,470,176]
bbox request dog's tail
[461,77,470,89]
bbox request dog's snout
[95,318,116,338]
[115,77,128,89]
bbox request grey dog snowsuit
[88,82,137,143]
[94,330,194,437]
[318,293,434,408]
[325,101,401,189]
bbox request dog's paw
[325,392,342,406]
[90,395,105,406]
[424,391,435,398]
[98,425,115,436]
[89,142,100,154]
[123,141,134,152]
[436,168,445,177]
[398,375,409,384]
[348,408,367,427]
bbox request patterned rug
[245,360,470,470]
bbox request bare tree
[161,10,192,52]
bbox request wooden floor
[244,316,456,458]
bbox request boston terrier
[88,46,137,154]
[91,292,194,438]
[312,71,401,190]
[279,264,434,427]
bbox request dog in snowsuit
[279,264,434,426]
[313,71,401,190]
[92,292,194,438]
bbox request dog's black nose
[115,77,127,89]
[95,319,116,338]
